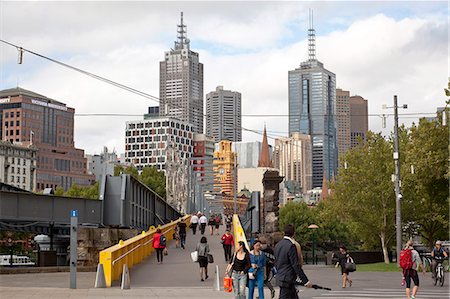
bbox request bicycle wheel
[439,269,444,287]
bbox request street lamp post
[384,96,407,264]
[308,224,319,265]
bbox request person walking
[274,224,312,299]
[173,226,180,248]
[336,245,353,288]
[178,220,187,249]
[199,213,208,235]
[214,214,221,235]
[153,228,166,264]
[190,213,199,235]
[221,229,234,262]
[225,241,251,299]
[260,236,276,298]
[196,236,210,281]
[209,215,216,235]
[402,240,426,299]
[248,240,267,299]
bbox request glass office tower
[288,59,337,188]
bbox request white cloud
[0,2,447,155]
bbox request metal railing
[99,215,191,287]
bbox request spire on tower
[258,125,273,168]
[308,8,316,61]
[175,11,189,50]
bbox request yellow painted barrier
[99,215,191,287]
[232,214,250,252]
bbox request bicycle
[432,257,445,287]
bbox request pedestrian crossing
[308,288,450,299]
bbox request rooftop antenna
[175,11,188,50]
[308,8,316,61]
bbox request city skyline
[0,1,447,155]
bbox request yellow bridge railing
[232,214,250,251]
[99,215,191,287]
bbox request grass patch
[356,262,402,272]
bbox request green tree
[330,132,395,263]
[402,117,449,249]
[140,166,166,198]
[279,202,316,245]
[54,186,64,196]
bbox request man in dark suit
[274,224,312,299]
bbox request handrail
[99,215,191,287]
[111,228,172,266]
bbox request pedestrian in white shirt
[199,214,208,235]
[190,214,199,235]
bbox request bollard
[94,264,106,288]
[213,265,220,291]
[121,264,131,289]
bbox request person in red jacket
[221,229,234,262]
[153,228,166,264]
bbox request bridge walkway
[128,225,229,288]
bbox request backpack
[159,234,166,247]
[399,248,414,270]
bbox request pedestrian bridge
[98,214,249,288]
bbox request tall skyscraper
[288,10,337,188]
[350,95,368,147]
[159,12,204,133]
[206,86,242,142]
[336,89,351,159]
[0,87,95,191]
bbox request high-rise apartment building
[349,95,368,147]
[206,86,242,142]
[159,12,204,134]
[288,13,337,187]
[124,117,193,172]
[124,117,193,212]
[273,133,312,193]
[336,89,351,159]
[0,87,94,191]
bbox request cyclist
[430,240,448,278]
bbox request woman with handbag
[248,240,267,299]
[196,236,210,281]
[336,245,353,288]
[225,241,251,299]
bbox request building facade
[288,19,337,188]
[336,89,351,159]
[192,134,215,186]
[213,140,237,196]
[232,141,273,169]
[86,147,118,182]
[273,132,312,193]
[124,117,193,212]
[349,95,368,148]
[159,13,204,134]
[0,87,94,191]
[0,141,37,191]
[205,86,242,142]
[124,117,193,172]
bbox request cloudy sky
[0,1,448,155]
